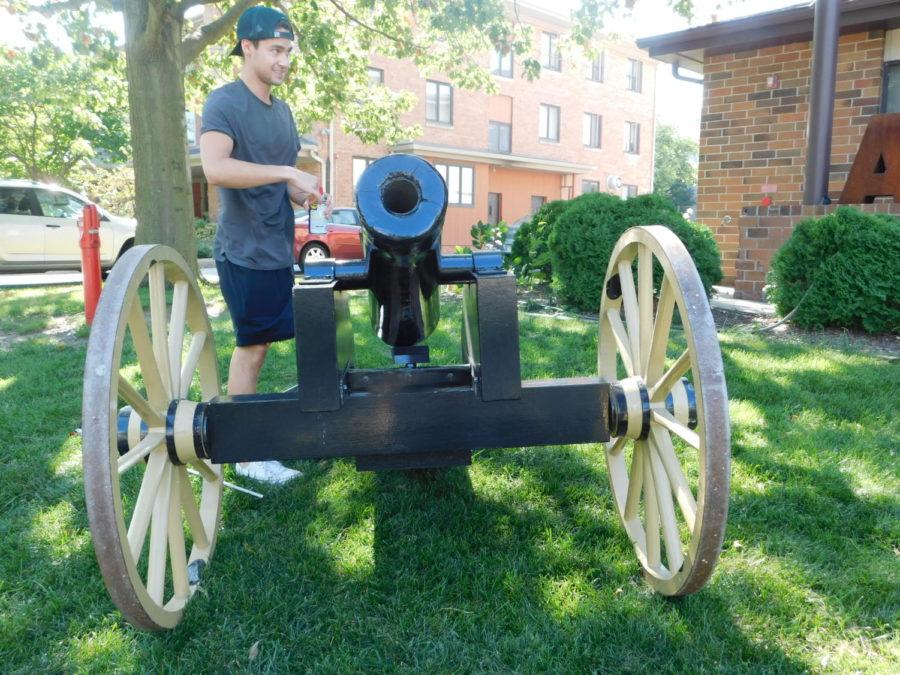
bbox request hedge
[549,192,722,312]
[509,199,569,282]
[766,207,900,333]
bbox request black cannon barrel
[355,154,449,347]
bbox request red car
[293,207,364,269]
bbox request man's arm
[200,131,319,202]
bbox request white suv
[0,179,136,272]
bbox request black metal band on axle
[165,400,184,466]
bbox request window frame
[541,32,561,71]
[352,156,375,189]
[530,195,546,213]
[539,103,560,142]
[624,184,638,198]
[433,162,475,206]
[626,58,643,93]
[367,67,384,85]
[624,121,641,154]
[881,59,900,113]
[491,48,513,78]
[582,180,600,194]
[583,113,602,149]
[586,51,604,82]
[488,120,512,154]
[425,80,453,125]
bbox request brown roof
[636,0,900,73]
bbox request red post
[79,204,102,325]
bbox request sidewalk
[710,285,775,317]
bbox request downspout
[803,0,841,205]
[328,120,335,197]
[671,61,703,85]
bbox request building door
[488,192,501,225]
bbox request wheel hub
[608,376,651,439]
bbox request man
[200,5,328,484]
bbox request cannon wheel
[83,245,223,630]
[600,226,730,596]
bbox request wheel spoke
[189,459,218,483]
[649,442,684,573]
[147,461,174,605]
[606,435,627,456]
[117,375,164,427]
[148,262,172,398]
[652,409,700,449]
[623,441,644,521]
[118,430,164,474]
[605,309,636,376]
[618,260,641,368]
[127,299,167,410]
[651,426,697,531]
[646,277,675,385]
[179,331,207,398]
[168,281,188,398]
[648,348,691,402]
[177,466,209,549]
[167,472,190,601]
[637,247,654,378]
[643,446,661,570]
[127,450,166,562]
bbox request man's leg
[229,344,268,471]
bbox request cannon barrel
[355,154,449,347]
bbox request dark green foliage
[194,217,216,259]
[767,207,900,333]
[509,199,569,282]
[549,192,722,312]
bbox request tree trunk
[123,0,197,272]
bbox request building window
[426,80,453,124]
[624,121,640,154]
[539,104,560,142]
[352,157,374,188]
[491,48,513,78]
[541,32,561,71]
[582,180,600,194]
[488,121,511,153]
[624,184,638,198]
[883,60,900,113]
[434,163,474,205]
[367,67,384,85]
[531,196,546,213]
[586,52,604,82]
[626,58,643,92]
[583,113,602,148]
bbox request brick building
[193,1,658,250]
[638,0,900,299]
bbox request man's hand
[286,168,321,206]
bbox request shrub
[194,217,216,259]
[766,207,900,333]
[549,192,722,312]
[509,199,569,282]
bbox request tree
[653,123,697,212]
[26,0,692,267]
[0,37,129,182]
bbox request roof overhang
[390,141,595,174]
[637,0,900,75]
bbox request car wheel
[103,239,134,280]
[300,243,329,271]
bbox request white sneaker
[235,460,301,485]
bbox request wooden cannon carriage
[82,155,730,630]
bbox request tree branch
[36,0,92,15]
[180,0,256,65]
[327,0,414,49]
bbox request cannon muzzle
[355,154,449,347]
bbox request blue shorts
[216,257,295,347]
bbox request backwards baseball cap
[230,6,295,57]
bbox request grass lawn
[0,281,897,672]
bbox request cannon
[82,154,730,630]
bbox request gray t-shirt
[201,79,301,270]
